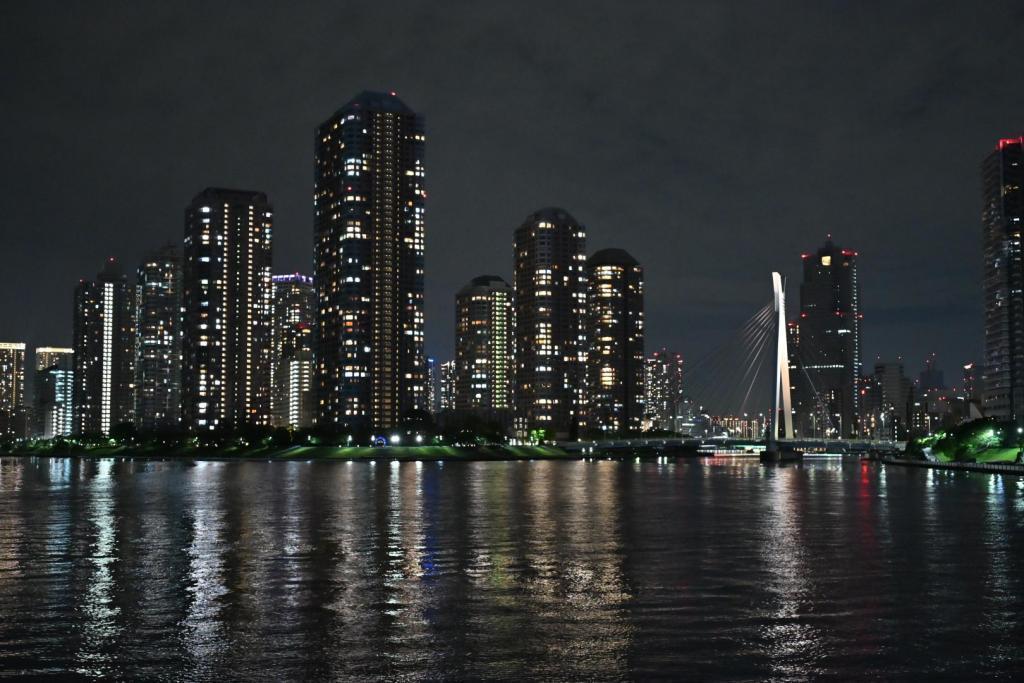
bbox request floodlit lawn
[974,447,1020,463]
[931,445,1019,463]
[1,442,574,461]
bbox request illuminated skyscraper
[796,239,862,437]
[135,244,181,431]
[182,188,273,431]
[315,91,426,431]
[585,249,644,434]
[73,259,136,434]
[982,136,1024,422]
[426,356,439,414]
[513,208,587,440]
[34,347,74,438]
[271,274,315,428]
[644,349,684,432]
[0,342,27,438]
[455,275,514,417]
[867,359,912,439]
[440,360,456,411]
[962,361,978,402]
[36,347,72,376]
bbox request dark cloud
[1,0,1021,384]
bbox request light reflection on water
[0,457,1022,679]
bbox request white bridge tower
[769,272,794,447]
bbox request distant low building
[426,357,439,415]
[34,347,73,438]
[644,349,684,432]
[861,360,911,440]
[440,360,456,412]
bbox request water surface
[0,456,1022,679]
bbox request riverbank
[0,443,583,462]
[882,457,1024,476]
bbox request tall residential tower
[795,239,862,437]
[455,275,514,418]
[513,208,587,440]
[315,91,426,431]
[585,249,644,434]
[982,136,1024,422]
[135,244,182,431]
[182,188,273,431]
[72,259,136,434]
[271,274,316,428]
[0,342,26,439]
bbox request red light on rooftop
[800,253,810,259]
[998,136,1024,150]
[841,249,858,257]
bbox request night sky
[2,2,1022,387]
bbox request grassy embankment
[910,419,1020,463]
[0,441,571,461]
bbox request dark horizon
[3,2,1023,381]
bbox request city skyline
[3,4,1022,376]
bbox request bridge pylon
[763,271,801,463]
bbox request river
[0,456,1022,679]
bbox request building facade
[135,244,181,431]
[982,136,1024,423]
[315,91,426,431]
[455,275,514,418]
[513,208,587,440]
[0,342,27,439]
[73,258,136,435]
[426,356,439,414]
[439,360,456,411]
[864,360,912,439]
[585,249,644,434]
[34,347,74,438]
[644,349,685,432]
[182,188,273,431]
[795,239,862,437]
[271,274,316,428]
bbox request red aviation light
[800,253,810,259]
[841,249,858,257]
[998,136,1024,150]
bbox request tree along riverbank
[0,442,578,462]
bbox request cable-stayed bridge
[571,273,902,459]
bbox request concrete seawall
[882,457,1024,476]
